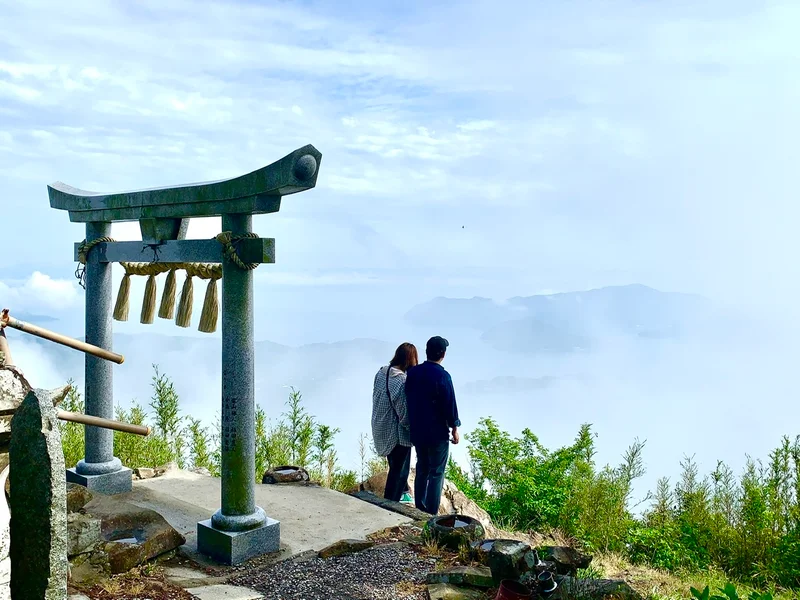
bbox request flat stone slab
[185,583,263,600]
[164,565,212,582]
[427,583,486,600]
[118,469,411,563]
[350,490,431,521]
[426,565,494,588]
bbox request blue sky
[1,0,799,492]
[2,0,797,318]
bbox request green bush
[61,366,358,492]
[449,418,800,593]
[59,380,85,469]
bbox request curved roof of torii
[47,144,321,223]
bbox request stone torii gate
[48,145,322,564]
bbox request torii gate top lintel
[47,144,321,227]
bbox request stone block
[81,493,186,574]
[538,545,593,576]
[197,516,280,565]
[66,466,133,495]
[426,565,494,588]
[66,483,94,513]
[67,513,102,556]
[134,467,155,479]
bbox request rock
[471,538,532,583]
[552,576,642,600]
[80,494,186,574]
[354,470,500,536]
[66,483,94,513]
[426,565,494,588]
[427,583,487,600]
[67,513,102,556]
[68,549,110,585]
[154,462,179,477]
[424,514,485,551]
[0,368,31,407]
[262,466,310,484]
[318,539,374,559]
[440,480,495,534]
[9,388,68,600]
[190,467,212,477]
[539,546,593,576]
[134,467,155,480]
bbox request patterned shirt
[371,365,411,456]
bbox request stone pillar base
[66,466,133,495]
[197,516,280,565]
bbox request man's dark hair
[425,336,449,362]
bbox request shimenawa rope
[75,232,259,333]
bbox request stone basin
[424,514,485,550]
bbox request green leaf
[691,586,711,600]
[717,583,739,600]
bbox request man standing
[405,336,461,515]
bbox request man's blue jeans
[414,440,449,515]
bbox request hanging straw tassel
[140,274,158,324]
[158,269,177,320]
[113,267,132,322]
[198,276,220,333]
[175,273,194,328]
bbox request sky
[1,0,799,503]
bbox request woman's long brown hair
[389,342,418,372]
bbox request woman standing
[371,342,417,503]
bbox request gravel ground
[229,543,433,600]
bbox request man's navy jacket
[405,360,461,447]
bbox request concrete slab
[117,470,410,562]
[164,564,225,588]
[185,583,263,599]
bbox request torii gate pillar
[66,221,132,494]
[48,145,322,565]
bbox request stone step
[185,583,264,599]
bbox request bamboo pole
[0,329,13,367]
[1,309,124,365]
[56,411,151,436]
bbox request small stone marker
[10,388,68,600]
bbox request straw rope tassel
[198,276,220,333]
[158,269,177,320]
[113,266,132,322]
[175,273,194,328]
[140,274,158,324]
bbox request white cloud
[0,272,81,314]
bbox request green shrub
[451,418,800,593]
[62,367,357,492]
[59,381,85,469]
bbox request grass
[592,552,797,600]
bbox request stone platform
[116,469,411,564]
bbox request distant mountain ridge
[405,284,715,354]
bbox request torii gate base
[49,145,322,564]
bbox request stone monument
[48,145,322,564]
[9,388,68,600]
